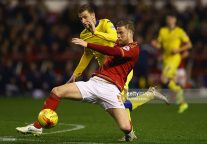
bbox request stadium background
[0,0,207,143]
[1,0,207,100]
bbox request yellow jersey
[158,26,190,78]
[158,26,190,58]
[73,19,117,77]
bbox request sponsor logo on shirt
[122,46,130,51]
[110,25,116,29]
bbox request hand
[171,49,180,55]
[87,19,96,33]
[67,74,77,83]
[72,38,87,47]
[151,40,158,48]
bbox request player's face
[78,10,95,29]
[166,16,177,29]
[117,26,131,45]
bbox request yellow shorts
[162,54,181,79]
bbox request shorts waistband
[92,76,113,84]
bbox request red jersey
[87,42,140,91]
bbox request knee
[51,87,62,98]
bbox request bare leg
[107,108,137,141]
[16,82,84,134]
[107,108,132,133]
[34,82,82,128]
[51,83,82,100]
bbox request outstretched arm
[72,38,123,57]
[67,48,93,83]
[151,39,162,49]
[73,48,93,77]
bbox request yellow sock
[128,91,154,110]
[168,80,184,104]
[168,80,182,92]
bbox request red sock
[33,121,42,129]
[42,92,60,110]
[33,93,60,129]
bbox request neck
[129,39,133,43]
[128,36,134,43]
[121,39,133,46]
[169,25,175,30]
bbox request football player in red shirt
[16,20,167,142]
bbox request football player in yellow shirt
[151,13,192,113]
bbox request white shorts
[176,68,187,86]
[75,76,125,110]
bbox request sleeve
[93,20,117,43]
[87,43,138,58]
[180,29,190,43]
[73,48,93,77]
[120,45,138,58]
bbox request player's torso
[160,27,183,56]
[163,54,181,67]
[80,19,116,65]
[95,44,139,89]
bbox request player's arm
[72,38,138,58]
[68,48,93,82]
[176,41,192,54]
[173,29,192,54]
[151,40,161,49]
[178,29,192,53]
[93,20,117,42]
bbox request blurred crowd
[0,0,207,97]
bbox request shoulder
[100,19,113,23]
[99,19,116,31]
[160,27,168,33]
[128,42,139,49]
[123,42,140,53]
[100,19,115,26]
[118,42,139,50]
[175,27,186,33]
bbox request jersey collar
[95,20,100,27]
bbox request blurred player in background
[151,13,192,113]
[68,4,166,130]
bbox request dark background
[0,0,207,97]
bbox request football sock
[33,121,42,129]
[168,80,184,104]
[168,80,182,92]
[34,93,60,129]
[42,92,60,110]
[126,91,154,110]
[176,89,184,104]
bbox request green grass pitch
[0,98,207,144]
